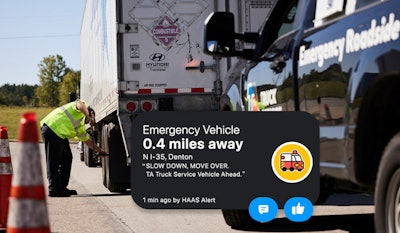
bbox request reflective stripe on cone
[0,126,12,229]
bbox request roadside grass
[0,106,53,140]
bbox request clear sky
[0,0,85,86]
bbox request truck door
[297,0,384,181]
[245,2,298,111]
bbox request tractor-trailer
[80,0,275,191]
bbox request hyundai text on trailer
[204,0,400,231]
[79,0,274,192]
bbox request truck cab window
[256,0,298,57]
[278,6,297,37]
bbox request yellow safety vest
[40,100,90,141]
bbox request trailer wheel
[83,143,99,167]
[316,177,332,204]
[101,124,130,192]
[222,209,258,228]
[375,133,400,233]
[78,142,84,161]
[102,156,124,192]
[83,129,101,167]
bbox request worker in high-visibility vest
[40,99,108,197]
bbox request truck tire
[84,142,98,167]
[80,144,84,161]
[375,132,400,233]
[83,129,100,167]
[222,209,258,228]
[101,124,130,192]
[78,141,84,161]
[102,156,126,192]
[316,177,333,204]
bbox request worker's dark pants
[41,124,73,192]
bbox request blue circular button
[284,197,313,222]
[248,197,278,222]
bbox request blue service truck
[204,0,400,231]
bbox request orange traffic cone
[6,112,50,233]
[0,126,13,229]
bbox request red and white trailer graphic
[280,150,304,172]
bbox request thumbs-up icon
[292,202,305,215]
[284,197,313,222]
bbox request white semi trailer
[80,0,275,191]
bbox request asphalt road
[4,141,375,233]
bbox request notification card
[131,111,319,209]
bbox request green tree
[59,70,81,105]
[36,55,66,107]
[0,84,36,106]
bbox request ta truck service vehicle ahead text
[80,0,273,192]
[204,0,400,231]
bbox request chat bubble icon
[258,205,269,214]
[249,197,278,222]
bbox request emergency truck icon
[280,150,304,172]
[271,141,313,183]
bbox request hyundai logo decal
[149,53,166,62]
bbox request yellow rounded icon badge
[271,141,313,183]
